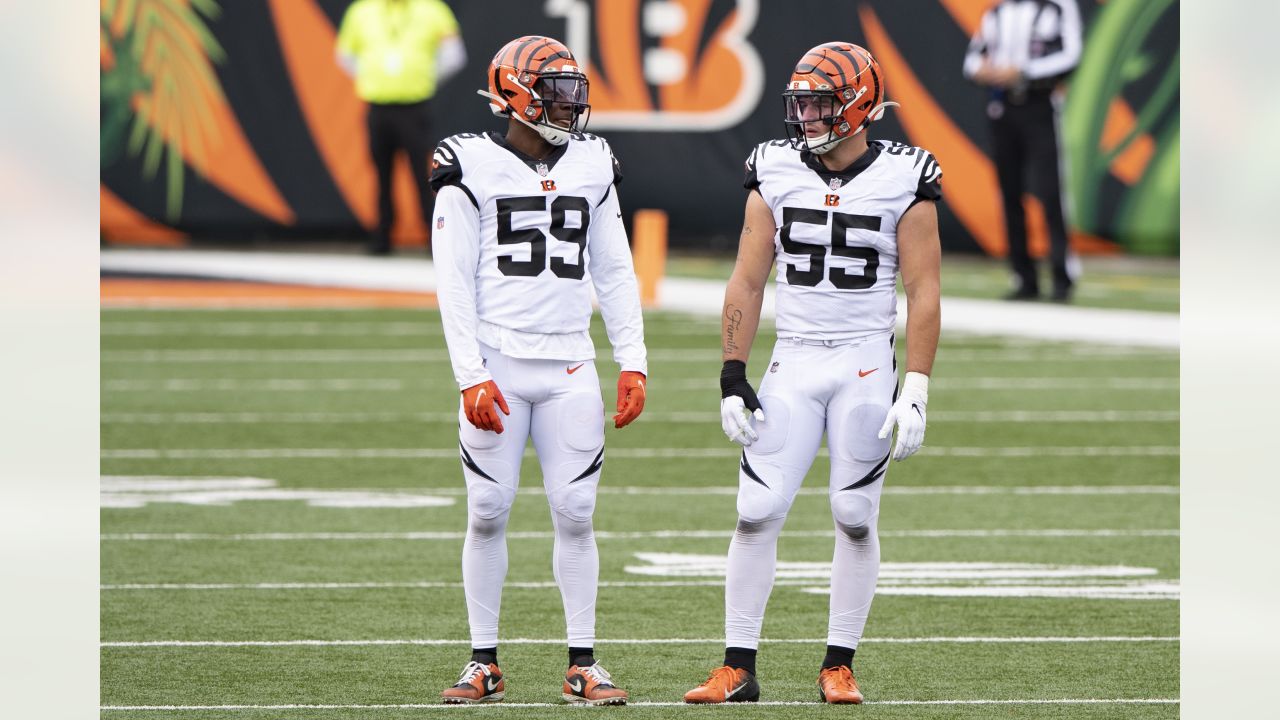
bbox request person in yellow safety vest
[336,0,466,255]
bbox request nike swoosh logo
[567,364,585,374]
[912,403,923,420]
[568,678,585,693]
[858,368,878,377]
[724,680,748,700]
[485,676,501,692]
[474,388,486,411]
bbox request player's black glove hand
[720,360,764,446]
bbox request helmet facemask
[783,89,856,155]
[525,73,591,146]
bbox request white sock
[826,519,880,648]
[462,512,509,648]
[551,510,598,647]
[725,516,786,649]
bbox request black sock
[724,647,757,675]
[569,647,595,668]
[471,647,497,666]
[822,644,855,670]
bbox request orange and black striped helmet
[782,42,897,154]
[479,36,590,146]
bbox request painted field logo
[546,0,763,130]
[101,476,455,509]
[625,552,1179,600]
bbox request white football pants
[726,333,896,651]
[458,343,606,649]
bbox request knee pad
[557,393,605,453]
[830,491,877,536]
[735,515,784,537]
[838,403,892,462]
[736,467,792,523]
[467,480,515,521]
[749,395,791,456]
[468,511,509,538]
[548,479,598,523]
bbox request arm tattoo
[724,305,744,355]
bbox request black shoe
[1049,286,1073,303]
[1003,287,1040,301]
[366,245,392,256]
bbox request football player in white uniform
[685,42,942,705]
[431,36,645,706]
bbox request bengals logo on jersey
[545,0,763,130]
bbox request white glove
[721,395,765,446]
[878,371,929,461]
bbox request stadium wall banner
[100,0,1179,256]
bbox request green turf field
[100,307,1179,718]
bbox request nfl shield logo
[436,216,445,229]
[829,178,843,191]
[536,162,550,177]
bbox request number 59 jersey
[430,131,625,336]
[745,138,943,341]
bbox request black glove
[720,360,762,412]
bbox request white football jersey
[430,131,645,388]
[745,138,943,340]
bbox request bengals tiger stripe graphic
[547,0,763,131]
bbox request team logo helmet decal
[479,35,591,146]
[782,42,899,155]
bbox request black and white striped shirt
[963,0,1083,89]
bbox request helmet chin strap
[475,88,573,145]
[807,100,902,154]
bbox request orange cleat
[683,665,760,704]
[817,665,864,704]
[563,663,628,705]
[440,661,504,704]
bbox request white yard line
[100,698,1179,710]
[97,479,1176,498]
[100,636,1179,648]
[99,376,1178,392]
[100,446,1179,460]
[101,578,1178,591]
[99,348,1174,363]
[100,409,1179,424]
[99,529,1178,542]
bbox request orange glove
[613,371,647,429]
[461,380,511,433]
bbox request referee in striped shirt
[964,0,1083,302]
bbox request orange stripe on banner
[938,0,1152,188]
[391,155,428,247]
[269,0,426,247]
[100,185,188,247]
[269,0,375,229]
[101,278,438,309]
[588,0,651,112]
[1100,101,1154,185]
[128,0,294,226]
[936,0,998,36]
[860,6,1007,256]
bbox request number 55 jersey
[744,139,943,341]
[430,131,646,388]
